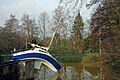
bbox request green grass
[52,53,86,62]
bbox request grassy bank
[52,53,86,62]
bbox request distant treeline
[0,10,84,54]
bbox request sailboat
[11,43,61,72]
[11,2,64,72]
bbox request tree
[37,12,50,46]
[21,13,32,41]
[90,0,120,79]
[21,14,38,49]
[30,18,38,38]
[71,12,84,53]
[38,12,50,40]
[90,0,120,53]
[4,15,20,50]
[0,15,26,52]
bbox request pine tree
[71,12,84,53]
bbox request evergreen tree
[71,12,84,53]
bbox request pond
[35,63,100,80]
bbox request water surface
[35,63,100,80]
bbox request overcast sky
[0,0,93,26]
[0,0,58,26]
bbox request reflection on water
[81,68,99,80]
[35,63,100,80]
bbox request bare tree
[21,13,32,39]
[21,13,40,49]
[37,12,50,46]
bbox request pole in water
[43,65,45,80]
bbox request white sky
[0,0,58,26]
[0,0,93,26]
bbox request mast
[47,5,67,50]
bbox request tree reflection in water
[35,63,100,80]
[56,77,62,80]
